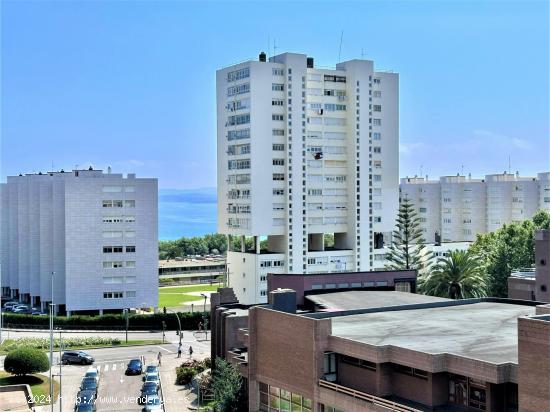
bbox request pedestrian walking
[157,351,162,366]
[177,342,182,358]
[188,345,194,358]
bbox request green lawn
[0,371,60,405]
[159,283,221,308]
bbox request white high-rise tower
[217,52,399,304]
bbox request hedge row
[3,312,209,331]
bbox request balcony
[318,380,422,412]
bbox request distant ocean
[158,188,217,240]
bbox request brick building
[211,270,550,411]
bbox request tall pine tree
[385,197,433,273]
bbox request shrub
[4,347,50,376]
[202,357,212,369]
[175,366,196,385]
[1,337,123,352]
[3,312,209,331]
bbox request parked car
[12,307,31,314]
[84,367,100,383]
[141,395,162,412]
[2,301,18,309]
[144,365,159,375]
[75,389,96,410]
[75,405,96,412]
[126,359,143,375]
[143,373,160,389]
[80,377,99,392]
[62,351,95,365]
[139,382,159,404]
[142,367,159,381]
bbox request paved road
[37,344,175,412]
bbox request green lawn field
[158,283,221,308]
[0,371,60,405]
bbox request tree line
[385,198,550,299]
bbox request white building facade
[217,52,399,304]
[0,168,158,315]
[399,171,550,244]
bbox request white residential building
[217,52,399,304]
[399,171,550,244]
[0,168,158,315]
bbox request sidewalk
[160,340,209,412]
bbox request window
[272,129,285,136]
[272,99,284,106]
[373,132,381,140]
[125,231,136,238]
[103,231,123,238]
[102,200,123,208]
[103,291,123,299]
[125,216,135,223]
[102,216,123,223]
[373,175,382,182]
[228,159,251,170]
[373,90,382,98]
[373,118,381,126]
[125,261,136,268]
[373,78,381,84]
[103,246,123,253]
[273,189,285,196]
[272,114,284,121]
[102,186,122,193]
[227,83,250,96]
[373,146,381,153]
[103,261,124,269]
[419,207,427,213]
[324,75,346,83]
[228,129,250,141]
[373,160,382,168]
[374,216,382,223]
[272,203,285,211]
[272,143,284,151]
[126,246,136,253]
[227,67,250,81]
[324,104,346,111]
[273,173,285,181]
[272,83,284,91]
[272,68,284,76]
[227,113,250,126]
[103,276,123,284]
[125,186,135,193]
[308,73,322,81]
[226,98,250,111]
[124,200,135,208]
[125,291,136,298]
[373,104,381,112]
[273,159,285,166]
[324,117,346,126]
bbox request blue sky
[1,0,548,189]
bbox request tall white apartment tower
[217,52,399,304]
[0,168,158,315]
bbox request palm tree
[418,250,488,299]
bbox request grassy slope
[158,283,220,308]
[0,371,60,405]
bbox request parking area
[56,345,167,411]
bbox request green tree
[418,250,488,299]
[212,358,246,412]
[4,347,50,376]
[385,197,433,273]
[470,210,550,297]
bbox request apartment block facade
[217,52,399,304]
[399,172,550,244]
[0,168,158,315]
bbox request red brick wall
[518,316,550,411]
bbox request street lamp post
[49,271,55,412]
[200,293,207,313]
[166,309,182,345]
[57,327,63,412]
[124,308,129,344]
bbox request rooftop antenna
[361,48,365,59]
[461,164,464,175]
[273,39,278,56]
[338,30,344,62]
[419,165,423,177]
[508,155,511,174]
[268,35,270,58]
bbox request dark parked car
[75,405,96,412]
[139,382,159,404]
[126,359,143,375]
[62,351,94,365]
[79,377,99,392]
[75,389,96,407]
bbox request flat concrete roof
[331,302,535,365]
[306,291,449,311]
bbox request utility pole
[124,309,129,344]
[49,271,55,412]
[58,327,62,412]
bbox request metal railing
[318,380,422,412]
